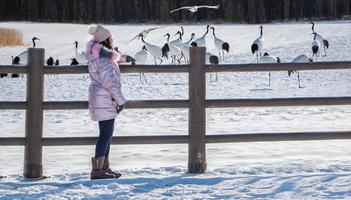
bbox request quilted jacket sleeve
[96,60,127,106]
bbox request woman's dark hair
[100,37,112,50]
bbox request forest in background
[0,0,350,24]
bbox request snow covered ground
[0,21,351,199]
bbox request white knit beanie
[88,24,111,43]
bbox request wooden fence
[0,47,351,178]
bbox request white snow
[0,20,351,199]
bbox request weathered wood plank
[24,48,44,179]
[42,135,189,146]
[0,102,26,109]
[206,97,351,108]
[2,97,351,110]
[42,100,189,110]
[206,62,351,72]
[0,137,25,145]
[2,61,350,74]
[0,66,27,73]
[188,47,207,173]
[205,131,351,143]
[44,65,88,74]
[1,131,351,146]
[43,65,189,74]
[120,65,189,73]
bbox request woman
[86,24,134,179]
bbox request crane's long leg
[222,50,229,62]
[323,46,327,57]
[142,73,148,84]
[268,72,271,86]
[138,72,148,84]
[298,71,302,88]
[180,53,185,63]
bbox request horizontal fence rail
[205,61,351,72]
[2,97,351,110]
[2,131,351,146]
[206,97,351,108]
[2,61,351,74]
[0,47,351,178]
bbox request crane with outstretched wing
[126,27,165,43]
[169,4,220,13]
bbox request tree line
[0,0,350,24]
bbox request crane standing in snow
[134,46,149,83]
[290,54,313,88]
[170,27,184,48]
[311,21,329,57]
[12,37,40,65]
[251,26,263,62]
[258,52,281,86]
[192,25,211,47]
[206,52,220,82]
[163,33,183,64]
[311,32,321,61]
[138,34,169,65]
[210,26,229,61]
[74,41,87,64]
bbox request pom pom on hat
[88,24,112,42]
[88,24,98,35]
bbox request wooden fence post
[24,48,45,178]
[188,47,207,173]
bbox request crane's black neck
[260,26,263,37]
[140,34,146,43]
[176,31,182,40]
[211,27,216,36]
[165,33,170,42]
[205,25,210,35]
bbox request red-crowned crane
[311,21,329,56]
[210,26,229,61]
[134,46,149,83]
[258,52,280,86]
[192,25,211,47]
[312,32,321,61]
[13,37,40,65]
[291,54,313,88]
[138,34,169,65]
[251,26,263,62]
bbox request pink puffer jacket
[86,40,127,121]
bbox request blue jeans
[95,118,115,157]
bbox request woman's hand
[116,104,125,114]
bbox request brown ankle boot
[91,157,115,179]
[103,157,122,178]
